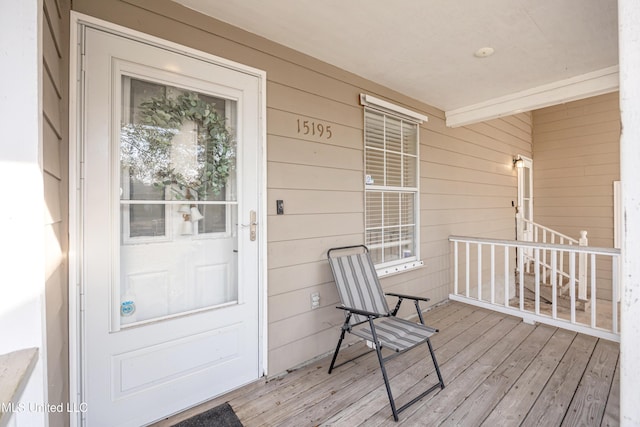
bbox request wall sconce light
[513,156,524,168]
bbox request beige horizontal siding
[267,189,363,216]
[43,0,69,425]
[268,261,335,296]
[43,121,62,179]
[74,0,533,376]
[532,92,620,300]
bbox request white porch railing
[449,235,621,342]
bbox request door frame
[516,155,533,241]
[68,12,268,426]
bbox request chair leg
[369,319,399,422]
[328,333,344,374]
[328,320,350,374]
[374,342,399,421]
[426,337,445,389]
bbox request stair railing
[518,216,588,300]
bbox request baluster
[542,230,547,284]
[477,244,482,301]
[490,244,495,304]
[590,253,597,328]
[534,248,540,315]
[612,254,619,334]
[569,251,576,324]
[551,249,557,319]
[579,231,588,299]
[518,245,524,311]
[465,242,470,298]
[558,238,565,286]
[504,246,509,307]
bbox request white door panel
[80,28,262,426]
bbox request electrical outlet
[311,292,320,309]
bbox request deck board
[561,339,619,426]
[444,324,557,425]
[151,301,619,427]
[521,334,598,427]
[601,359,620,427]
[481,327,577,426]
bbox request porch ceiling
[173,0,618,126]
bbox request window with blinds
[364,107,420,268]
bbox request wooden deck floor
[153,301,620,426]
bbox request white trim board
[360,93,428,123]
[445,66,619,127]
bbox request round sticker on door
[121,300,136,316]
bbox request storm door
[77,27,263,426]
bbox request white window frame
[361,94,426,277]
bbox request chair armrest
[336,306,387,318]
[386,293,431,323]
[385,292,430,302]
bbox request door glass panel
[523,166,531,198]
[523,199,531,225]
[119,76,238,325]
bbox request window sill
[376,260,424,278]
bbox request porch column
[0,0,47,425]
[619,0,640,425]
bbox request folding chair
[327,245,445,422]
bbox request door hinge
[78,25,86,79]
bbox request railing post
[578,230,588,300]
[453,241,459,295]
[518,244,524,311]
[477,244,482,301]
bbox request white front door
[517,155,534,242]
[78,27,263,426]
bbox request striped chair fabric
[352,317,436,353]
[328,248,436,352]
[328,252,390,324]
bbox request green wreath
[120,91,234,199]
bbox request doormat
[171,402,243,427]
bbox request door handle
[249,210,257,241]
[239,210,257,241]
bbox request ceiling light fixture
[474,47,495,58]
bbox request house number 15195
[297,119,332,139]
